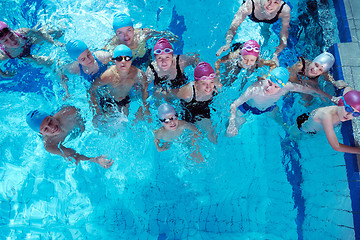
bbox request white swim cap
[158,103,176,119]
[313,52,335,72]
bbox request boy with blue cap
[26,106,113,168]
[104,12,177,70]
[59,40,112,99]
[90,44,149,124]
[226,67,339,137]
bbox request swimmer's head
[113,13,133,33]
[113,44,133,58]
[26,110,49,133]
[158,103,176,119]
[158,103,178,130]
[262,0,282,14]
[267,67,289,88]
[338,90,360,112]
[313,52,335,72]
[66,40,88,61]
[153,38,173,55]
[241,40,260,58]
[0,21,10,39]
[194,62,215,81]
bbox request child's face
[39,116,62,136]
[115,56,132,73]
[77,49,95,67]
[263,79,281,95]
[241,55,257,68]
[116,26,134,45]
[195,78,215,96]
[307,62,325,77]
[262,0,281,14]
[0,31,19,48]
[338,106,360,122]
[155,53,174,71]
[161,114,179,131]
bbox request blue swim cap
[113,13,133,32]
[113,44,133,58]
[66,40,88,61]
[267,67,290,88]
[26,110,49,133]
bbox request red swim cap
[153,38,173,55]
[194,62,214,80]
[240,40,260,58]
[338,90,360,112]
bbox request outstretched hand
[216,44,231,56]
[226,121,238,137]
[93,155,114,169]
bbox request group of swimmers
[2,0,360,169]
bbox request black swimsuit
[149,55,187,91]
[181,85,216,123]
[248,0,286,24]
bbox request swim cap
[158,103,176,119]
[338,90,360,112]
[0,21,9,31]
[313,52,335,72]
[241,40,260,58]
[113,44,133,58]
[154,38,173,55]
[267,67,289,88]
[113,13,133,32]
[26,110,49,133]
[194,62,215,80]
[66,40,88,61]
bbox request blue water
[0,0,355,239]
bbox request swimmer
[90,44,149,123]
[295,87,360,154]
[26,106,113,168]
[216,0,291,63]
[146,38,199,101]
[215,40,277,85]
[59,40,112,99]
[226,67,338,137]
[289,52,346,89]
[154,103,203,162]
[176,62,222,144]
[104,13,178,70]
[0,21,63,75]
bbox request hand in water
[158,142,171,152]
[226,121,238,137]
[334,80,347,89]
[94,156,114,169]
[216,44,231,56]
[191,150,204,163]
[272,53,279,67]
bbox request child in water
[154,103,203,162]
[296,87,360,154]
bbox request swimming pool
[0,0,356,239]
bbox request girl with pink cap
[215,40,277,85]
[176,62,222,143]
[146,38,199,100]
[0,21,63,76]
[295,87,360,154]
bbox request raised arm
[273,5,291,59]
[214,50,240,75]
[287,82,335,102]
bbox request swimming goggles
[154,48,173,55]
[0,27,10,38]
[268,73,285,87]
[112,56,132,62]
[342,97,360,117]
[195,73,216,81]
[242,45,260,52]
[159,113,178,123]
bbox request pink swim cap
[338,90,360,112]
[240,40,260,58]
[194,62,214,80]
[154,38,173,55]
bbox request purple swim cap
[241,40,260,57]
[154,38,173,55]
[338,90,360,112]
[194,62,214,80]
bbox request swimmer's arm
[288,82,333,101]
[229,85,254,120]
[89,74,109,114]
[138,70,150,111]
[180,53,200,68]
[274,6,291,56]
[103,36,118,52]
[175,83,193,100]
[321,117,360,154]
[94,51,112,65]
[323,73,348,89]
[28,27,61,46]
[259,58,277,71]
[214,51,238,75]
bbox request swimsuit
[181,85,216,123]
[99,95,131,110]
[79,56,108,83]
[296,112,316,134]
[149,55,187,91]
[132,47,152,70]
[248,0,286,24]
[238,102,276,115]
[0,32,31,59]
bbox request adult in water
[90,44,149,126]
[146,38,199,102]
[26,106,113,168]
[154,103,203,162]
[0,21,63,77]
[104,13,177,70]
[59,40,112,99]
[215,40,277,86]
[296,87,360,154]
[216,0,291,63]
[226,67,338,137]
[176,62,222,143]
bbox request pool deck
[334,0,360,238]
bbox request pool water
[0,0,355,239]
